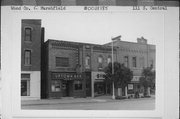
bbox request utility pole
[111,38,115,100]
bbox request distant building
[105,36,155,97]
[21,19,43,100]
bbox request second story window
[107,56,111,64]
[98,56,103,69]
[85,56,90,69]
[25,27,32,41]
[24,50,31,65]
[132,57,137,68]
[56,57,69,67]
[139,57,145,68]
[150,59,154,68]
[124,56,129,67]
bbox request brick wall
[48,40,81,72]
[106,40,156,76]
[21,19,42,71]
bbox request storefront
[91,72,110,97]
[48,72,86,98]
[127,76,144,98]
[21,72,41,100]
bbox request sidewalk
[21,95,155,106]
[22,97,108,106]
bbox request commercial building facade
[105,37,155,97]
[41,40,86,98]
[21,20,155,99]
[21,19,43,100]
[41,37,155,99]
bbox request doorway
[62,80,73,97]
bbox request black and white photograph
[0,1,179,119]
[20,13,157,110]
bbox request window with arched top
[98,55,103,69]
[24,27,32,41]
[132,57,137,68]
[139,57,145,68]
[107,56,111,64]
[85,55,90,69]
[124,56,129,67]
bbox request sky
[41,12,164,45]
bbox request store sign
[131,76,140,82]
[92,72,105,81]
[52,73,82,80]
[128,84,133,90]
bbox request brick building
[41,40,86,98]
[20,20,155,99]
[21,19,43,100]
[41,37,155,99]
[105,36,155,97]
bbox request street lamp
[111,38,115,100]
[111,35,121,100]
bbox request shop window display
[51,80,61,92]
[74,80,82,90]
[21,80,30,96]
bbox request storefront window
[21,80,30,96]
[74,80,82,90]
[51,80,61,92]
[94,82,105,95]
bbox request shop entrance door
[94,82,105,96]
[62,80,72,97]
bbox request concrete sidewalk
[21,95,155,106]
[21,97,110,106]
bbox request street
[22,96,155,110]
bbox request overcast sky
[42,12,164,45]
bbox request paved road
[22,98,155,110]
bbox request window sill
[24,40,32,43]
[24,64,32,67]
[74,90,83,92]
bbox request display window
[21,80,30,96]
[51,80,61,92]
[74,80,83,90]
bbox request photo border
[1,6,179,119]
